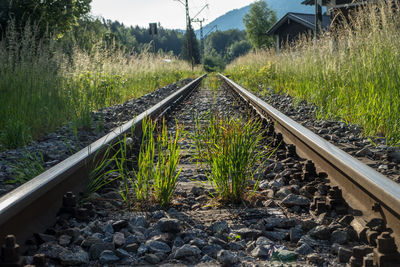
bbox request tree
[204,29,246,56]
[243,0,277,49]
[227,40,252,61]
[0,0,92,36]
[203,49,225,72]
[182,23,200,65]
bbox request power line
[174,0,193,68]
[192,18,205,59]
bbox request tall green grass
[193,115,267,203]
[153,119,182,207]
[226,1,400,146]
[0,24,199,149]
[130,117,183,207]
[87,117,182,209]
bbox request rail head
[0,74,206,245]
[219,73,400,245]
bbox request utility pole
[174,0,193,69]
[315,0,323,37]
[175,1,208,68]
[149,23,157,54]
[192,18,205,59]
[191,4,208,61]
[186,0,194,69]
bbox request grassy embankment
[0,26,199,149]
[226,2,400,146]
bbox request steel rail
[0,74,206,247]
[219,73,400,249]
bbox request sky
[90,0,255,30]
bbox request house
[301,0,370,26]
[267,12,331,51]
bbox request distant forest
[62,17,185,56]
[0,0,252,66]
[63,16,252,67]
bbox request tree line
[0,0,277,70]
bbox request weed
[85,117,182,209]
[1,119,32,149]
[86,143,120,197]
[153,119,183,207]
[203,73,223,91]
[9,151,45,184]
[72,108,94,132]
[113,135,136,208]
[133,117,156,203]
[194,115,269,203]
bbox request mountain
[196,0,318,37]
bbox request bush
[203,52,226,72]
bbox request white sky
[90,0,255,30]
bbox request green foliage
[113,135,136,208]
[121,117,183,207]
[86,142,121,197]
[61,18,185,56]
[227,1,400,145]
[182,23,201,65]
[243,0,277,49]
[1,119,32,149]
[87,117,182,208]
[0,22,199,149]
[203,73,223,90]
[204,30,251,64]
[153,119,182,207]
[9,151,45,184]
[0,0,91,37]
[203,50,226,72]
[134,117,156,203]
[194,115,267,203]
[227,40,252,61]
[204,30,246,56]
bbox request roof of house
[267,12,331,35]
[302,0,359,5]
[301,0,331,5]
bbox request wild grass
[0,23,199,149]
[113,134,136,208]
[153,119,182,207]
[226,1,400,146]
[133,117,156,203]
[8,151,45,184]
[87,117,182,209]
[193,115,267,203]
[203,73,223,91]
[86,141,121,197]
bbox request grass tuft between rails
[226,1,400,146]
[153,119,183,207]
[87,117,182,209]
[193,114,271,203]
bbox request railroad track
[0,75,205,250]
[0,74,399,266]
[219,74,400,266]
